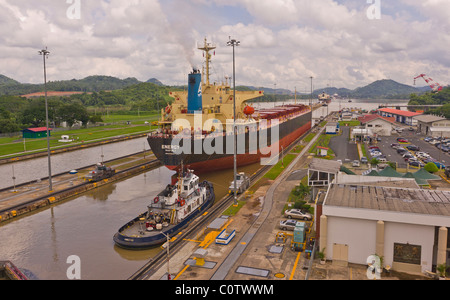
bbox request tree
[0,119,22,133]
[57,102,90,127]
[19,98,62,127]
[370,158,379,166]
[424,162,439,173]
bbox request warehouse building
[318,183,450,275]
[377,108,422,126]
[413,115,450,137]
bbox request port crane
[414,73,443,92]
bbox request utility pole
[227,37,240,206]
[38,47,53,191]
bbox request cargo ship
[113,169,214,249]
[318,91,331,104]
[147,38,312,173]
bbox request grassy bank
[0,113,159,157]
[264,153,297,180]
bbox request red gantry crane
[414,73,443,92]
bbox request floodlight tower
[38,47,53,191]
[227,37,240,206]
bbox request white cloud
[0,0,448,89]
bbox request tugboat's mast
[198,37,216,86]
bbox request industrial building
[413,115,450,137]
[318,182,450,275]
[377,108,422,126]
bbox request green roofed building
[22,127,52,139]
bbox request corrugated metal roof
[413,114,446,123]
[325,184,450,216]
[378,108,422,117]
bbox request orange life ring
[154,196,159,203]
[180,199,185,206]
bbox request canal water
[0,137,150,189]
[0,99,408,280]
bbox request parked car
[397,148,407,154]
[429,139,440,145]
[361,156,368,163]
[406,145,420,151]
[284,209,312,220]
[397,138,408,143]
[424,137,433,142]
[403,153,415,161]
[416,151,430,157]
[434,161,446,169]
[378,157,387,163]
[391,143,400,148]
[416,153,430,160]
[352,160,361,167]
[279,219,299,231]
[409,161,424,167]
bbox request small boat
[113,169,215,249]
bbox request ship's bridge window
[184,185,188,190]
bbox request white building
[326,122,340,134]
[358,114,396,136]
[319,183,450,275]
[414,115,450,137]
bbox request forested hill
[350,79,420,99]
[0,75,145,96]
[0,74,433,99]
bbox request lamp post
[227,37,240,206]
[38,47,53,191]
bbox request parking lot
[367,129,450,171]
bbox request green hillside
[0,75,142,96]
[351,79,419,99]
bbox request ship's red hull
[164,121,311,173]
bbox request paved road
[329,126,359,161]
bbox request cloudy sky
[1,0,449,91]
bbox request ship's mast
[198,38,216,86]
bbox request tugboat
[113,168,215,249]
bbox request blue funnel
[187,70,202,113]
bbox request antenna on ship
[198,37,216,86]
